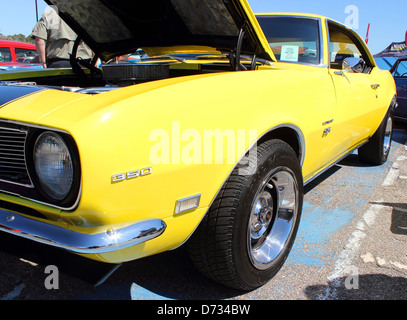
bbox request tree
[5,34,28,43]
[0,33,34,44]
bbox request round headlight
[34,132,74,200]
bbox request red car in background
[0,40,38,65]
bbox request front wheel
[187,140,303,290]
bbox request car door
[256,15,341,176]
[392,59,407,120]
[327,21,382,155]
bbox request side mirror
[342,57,365,73]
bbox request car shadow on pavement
[338,153,378,168]
[305,273,407,300]
[393,124,407,145]
[304,165,342,194]
[0,231,245,300]
[371,201,407,236]
[104,246,246,300]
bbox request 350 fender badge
[112,167,153,182]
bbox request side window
[0,47,12,63]
[257,16,321,65]
[15,48,38,63]
[392,60,407,78]
[328,22,372,72]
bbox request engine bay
[0,47,268,94]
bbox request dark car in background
[391,57,407,121]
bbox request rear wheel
[188,140,303,290]
[358,110,393,165]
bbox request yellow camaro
[0,0,396,290]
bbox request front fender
[5,68,337,262]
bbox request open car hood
[45,0,275,62]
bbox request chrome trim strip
[325,19,376,70]
[0,126,25,132]
[270,123,305,167]
[0,119,71,135]
[326,18,332,69]
[0,209,166,254]
[303,141,367,186]
[19,180,83,212]
[0,179,33,189]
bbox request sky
[0,0,406,55]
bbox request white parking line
[319,145,406,300]
[382,167,399,186]
[318,203,385,300]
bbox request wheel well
[257,127,303,165]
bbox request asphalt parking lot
[0,124,406,301]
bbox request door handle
[371,84,380,90]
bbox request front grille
[0,127,31,186]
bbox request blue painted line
[130,283,173,300]
[288,150,392,267]
[289,201,354,266]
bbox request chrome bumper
[0,209,166,254]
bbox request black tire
[187,139,303,290]
[358,110,393,165]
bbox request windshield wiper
[142,55,186,63]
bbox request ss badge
[112,167,153,182]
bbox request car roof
[0,40,36,49]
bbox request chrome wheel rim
[383,116,393,156]
[247,167,299,270]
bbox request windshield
[256,16,321,65]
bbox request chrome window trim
[326,19,332,69]
[255,14,325,67]
[0,119,82,211]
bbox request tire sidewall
[382,110,394,162]
[231,141,303,289]
[375,109,394,164]
[359,107,394,165]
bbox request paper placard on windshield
[281,45,299,62]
